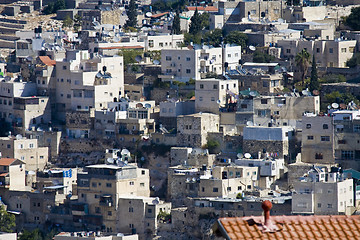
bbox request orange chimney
[262,200,272,227]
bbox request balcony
[99,195,113,207]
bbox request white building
[55,50,124,121]
[160,45,241,82]
[292,167,354,215]
[195,78,239,114]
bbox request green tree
[309,54,319,92]
[19,229,43,240]
[295,49,310,86]
[224,31,248,49]
[189,8,202,35]
[172,13,181,34]
[0,206,15,233]
[199,12,210,30]
[119,49,143,66]
[346,53,360,68]
[73,14,82,32]
[253,50,274,63]
[345,7,360,30]
[203,139,220,154]
[125,0,137,28]
[184,32,202,45]
[203,29,223,47]
[62,15,73,28]
[43,0,66,15]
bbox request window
[329,48,333,53]
[186,57,191,61]
[200,84,204,89]
[95,207,100,213]
[106,183,112,187]
[341,48,347,53]
[323,124,328,129]
[140,183,145,187]
[321,136,330,141]
[129,207,134,212]
[186,69,191,74]
[92,182,97,187]
[227,187,231,191]
[261,99,267,104]
[142,170,145,175]
[129,224,134,228]
[315,153,323,159]
[286,49,291,54]
[316,48,320,53]
[148,208,152,213]
[159,42,163,47]
[342,150,354,160]
[213,84,218,89]
[108,211,112,216]
[213,187,219,192]
[199,97,203,101]
[318,203,322,208]
[63,66,67,70]
[29,143,34,148]
[338,139,346,144]
[354,125,360,132]
[306,124,311,129]
[129,181,134,185]
[166,56,172,61]
[149,40,154,47]
[211,97,215,101]
[327,204,333,208]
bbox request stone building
[301,114,335,164]
[176,113,220,148]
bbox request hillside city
[1,0,360,239]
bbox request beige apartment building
[301,114,335,164]
[195,78,239,114]
[177,113,220,147]
[117,196,171,239]
[278,39,356,68]
[292,168,354,215]
[76,164,150,233]
[0,136,48,171]
[0,157,26,191]
[55,50,124,121]
[161,45,241,82]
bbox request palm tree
[295,49,310,87]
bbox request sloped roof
[150,12,169,18]
[0,158,16,166]
[39,56,56,66]
[186,6,218,12]
[217,215,360,240]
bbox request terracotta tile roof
[218,215,360,240]
[0,158,16,166]
[150,12,169,18]
[39,56,56,66]
[186,6,218,12]
[0,172,9,177]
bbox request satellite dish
[16,134,23,140]
[153,60,160,65]
[249,91,257,97]
[331,103,339,109]
[249,46,256,51]
[121,148,130,155]
[145,12,152,17]
[144,103,151,108]
[237,153,244,158]
[302,90,311,96]
[209,59,215,64]
[117,160,126,167]
[135,55,142,63]
[216,99,221,104]
[246,121,254,126]
[107,158,115,164]
[312,90,319,96]
[327,105,331,110]
[244,153,251,159]
[28,171,36,175]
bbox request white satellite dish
[144,103,151,108]
[16,134,23,140]
[153,60,160,65]
[121,148,130,155]
[244,153,251,159]
[135,55,142,63]
[331,103,339,109]
[107,158,115,164]
[249,91,257,97]
[237,153,244,159]
[249,46,256,51]
[216,99,221,104]
[246,121,254,126]
[302,90,311,96]
[145,12,153,17]
[284,94,288,97]
[327,105,331,110]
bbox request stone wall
[243,140,287,159]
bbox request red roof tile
[0,158,16,166]
[39,56,56,66]
[186,6,218,12]
[0,172,9,177]
[218,215,360,240]
[150,12,169,18]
